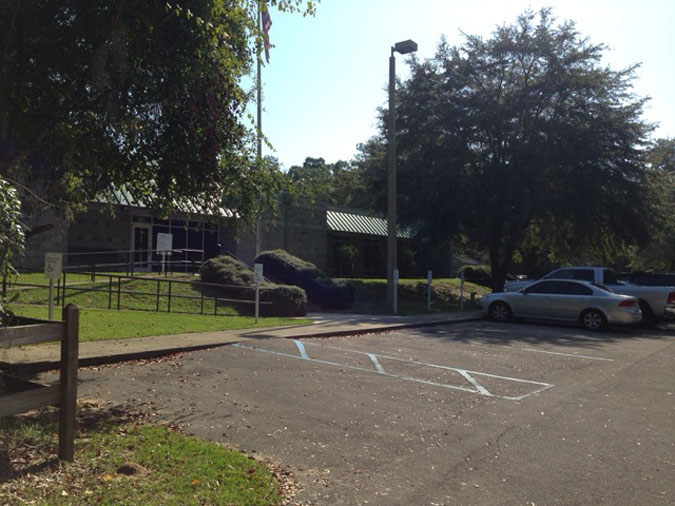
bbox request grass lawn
[339,277,490,314]
[10,305,312,342]
[0,403,292,505]
[8,272,246,315]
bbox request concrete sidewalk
[1,311,482,372]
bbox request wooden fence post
[58,304,79,461]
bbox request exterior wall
[20,207,69,270]
[234,198,329,271]
[67,204,132,254]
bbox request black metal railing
[16,248,206,277]
[6,270,270,316]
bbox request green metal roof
[326,210,413,239]
[97,186,234,217]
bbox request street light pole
[387,39,417,314]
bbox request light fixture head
[393,39,418,55]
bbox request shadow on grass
[0,400,147,484]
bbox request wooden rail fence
[0,304,79,461]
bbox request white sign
[156,233,173,252]
[254,263,264,284]
[44,252,63,280]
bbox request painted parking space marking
[510,346,615,361]
[294,340,309,359]
[461,342,615,362]
[367,353,386,374]
[234,340,554,401]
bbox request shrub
[458,264,492,288]
[199,255,254,286]
[254,249,353,309]
[259,285,307,317]
[1,178,24,327]
[198,255,308,317]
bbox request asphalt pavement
[57,319,675,505]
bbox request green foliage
[199,254,308,316]
[0,0,315,220]
[336,243,358,276]
[199,255,255,286]
[254,249,353,309]
[458,265,492,288]
[0,177,24,326]
[257,284,307,317]
[626,138,675,270]
[285,156,377,210]
[371,8,653,290]
[12,304,310,341]
[341,277,489,314]
[0,410,285,505]
[0,178,24,274]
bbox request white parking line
[367,353,386,374]
[233,341,554,401]
[463,343,614,362]
[294,340,309,359]
[511,346,615,362]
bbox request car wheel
[489,301,512,322]
[638,300,656,327]
[580,309,607,331]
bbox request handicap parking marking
[233,340,554,401]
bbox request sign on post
[156,233,173,274]
[253,263,263,323]
[44,252,62,280]
[44,253,63,320]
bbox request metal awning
[97,186,235,217]
[326,210,412,239]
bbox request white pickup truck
[504,267,675,325]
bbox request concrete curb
[2,315,484,374]
[273,316,485,339]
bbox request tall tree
[285,156,375,209]
[628,138,675,270]
[0,0,315,221]
[386,9,653,290]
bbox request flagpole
[255,4,263,256]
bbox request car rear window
[572,270,594,282]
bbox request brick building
[23,193,419,277]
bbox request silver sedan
[479,279,642,330]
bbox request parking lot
[75,320,675,505]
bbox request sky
[250,0,675,170]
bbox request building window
[363,238,382,277]
[332,235,357,276]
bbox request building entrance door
[132,224,152,272]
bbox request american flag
[262,7,272,62]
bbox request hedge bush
[458,264,492,288]
[199,255,255,286]
[198,255,308,317]
[254,249,353,309]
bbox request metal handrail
[7,270,272,316]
